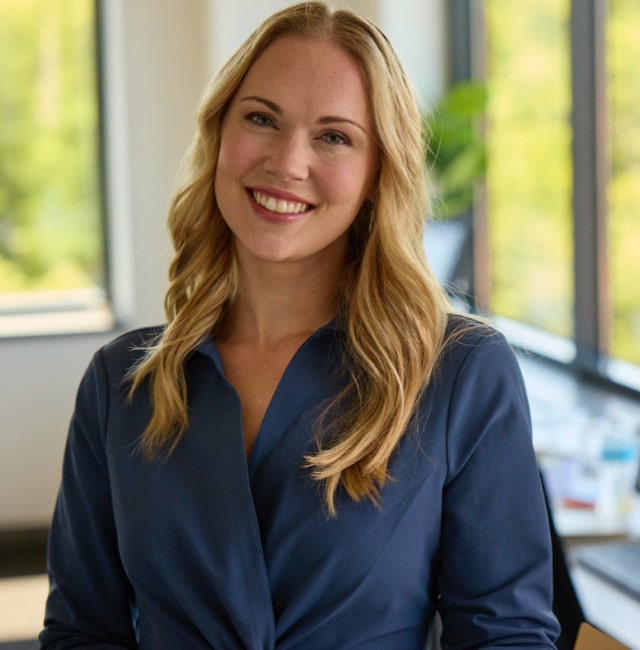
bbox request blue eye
[247,113,274,127]
[321,132,350,146]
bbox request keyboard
[571,541,640,600]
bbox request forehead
[236,36,371,122]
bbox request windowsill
[0,289,116,339]
[0,306,115,339]
[492,315,576,364]
[517,350,640,455]
[491,314,640,396]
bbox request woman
[41,3,560,648]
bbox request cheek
[224,130,265,176]
[215,140,256,216]
[217,130,249,183]
[216,139,238,182]
[325,161,377,208]
[214,141,239,221]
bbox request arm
[40,350,137,649]
[437,332,560,648]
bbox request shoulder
[101,324,165,355]
[66,327,162,435]
[443,313,510,358]
[94,325,165,380]
[429,316,532,476]
[434,313,522,391]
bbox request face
[214,36,379,271]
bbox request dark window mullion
[95,0,111,305]
[447,0,488,310]
[570,0,609,372]
[449,0,472,83]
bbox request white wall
[207,0,379,69]
[207,0,446,105]
[0,0,446,530]
[0,0,210,529]
[379,0,447,107]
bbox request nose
[262,131,311,182]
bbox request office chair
[540,471,586,650]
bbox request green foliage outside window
[485,0,574,338]
[485,0,640,366]
[607,0,640,365]
[0,0,103,300]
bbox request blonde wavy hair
[129,1,452,515]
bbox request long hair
[129,2,452,515]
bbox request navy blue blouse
[41,317,559,649]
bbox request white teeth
[252,191,310,215]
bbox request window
[484,0,573,342]
[606,0,640,368]
[0,0,110,336]
[451,0,640,391]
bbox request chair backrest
[539,471,585,650]
[573,622,629,650]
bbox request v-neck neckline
[199,319,340,473]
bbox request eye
[320,131,350,146]
[246,112,275,128]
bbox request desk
[570,562,640,650]
[516,352,640,649]
[554,500,640,648]
[555,508,628,539]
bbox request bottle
[597,435,638,523]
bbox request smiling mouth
[251,190,312,215]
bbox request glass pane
[484,0,573,338]
[0,0,104,310]
[606,0,640,365]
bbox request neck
[220,254,345,348]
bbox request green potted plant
[421,81,486,302]
[423,80,487,219]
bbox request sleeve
[437,333,560,649]
[40,349,137,649]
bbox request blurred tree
[0,0,103,296]
[484,0,573,338]
[607,0,640,364]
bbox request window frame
[0,0,114,339]
[450,0,640,395]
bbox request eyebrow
[239,95,369,134]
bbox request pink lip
[250,186,314,205]
[246,188,315,224]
